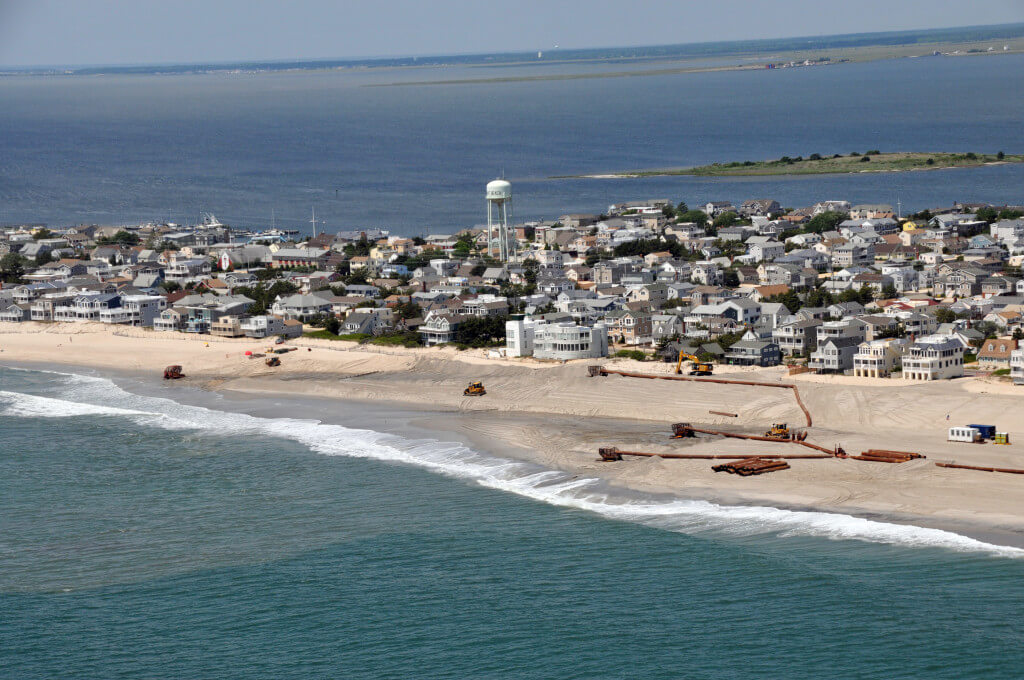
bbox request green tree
[325,316,341,335]
[35,250,54,267]
[712,211,739,229]
[0,253,27,283]
[32,228,54,240]
[393,300,422,320]
[454,315,507,348]
[805,287,834,308]
[805,211,848,234]
[98,230,140,246]
[677,209,709,228]
[934,307,957,324]
[881,284,898,299]
[453,233,475,258]
[975,206,998,223]
[769,290,802,314]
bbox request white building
[1009,347,1024,385]
[506,318,608,360]
[852,338,906,378]
[98,295,167,327]
[902,336,965,381]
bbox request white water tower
[486,179,514,261]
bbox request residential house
[852,338,907,377]
[418,312,471,346]
[977,337,1018,370]
[506,318,609,360]
[605,309,653,345]
[271,293,334,321]
[724,339,781,366]
[901,336,965,381]
[773,318,822,356]
[808,336,862,373]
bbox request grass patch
[614,349,649,361]
[303,330,371,342]
[992,368,1011,376]
[566,152,1024,179]
[366,332,422,348]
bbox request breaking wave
[3,367,1022,558]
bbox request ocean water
[1,54,1024,233]
[2,365,1024,678]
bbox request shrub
[992,368,1011,377]
[859,156,871,163]
[614,349,648,362]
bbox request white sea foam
[0,390,160,419]
[3,367,1023,559]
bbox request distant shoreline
[553,152,1024,180]
[3,23,1023,79]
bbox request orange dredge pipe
[936,462,1024,475]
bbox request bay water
[2,54,1024,233]
[2,365,1023,678]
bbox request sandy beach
[4,320,1024,538]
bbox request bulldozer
[676,350,714,376]
[464,381,486,396]
[764,423,791,439]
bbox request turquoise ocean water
[2,366,1023,678]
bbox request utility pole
[310,207,318,239]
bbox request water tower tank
[486,179,512,200]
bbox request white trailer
[948,426,981,443]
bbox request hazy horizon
[2,0,1024,69]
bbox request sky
[1,0,1023,67]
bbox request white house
[901,336,965,381]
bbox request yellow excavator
[676,350,714,376]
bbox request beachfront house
[901,337,965,381]
[808,337,861,374]
[852,338,907,378]
[977,338,1018,370]
[271,293,333,322]
[98,294,167,327]
[724,339,781,366]
[506,318,609,360]
[53,293,123,322]
[418,312,470,346]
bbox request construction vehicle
[764,423,791,439]
[265,356,281,367]
[464,381,486,396]
[163,365,184,380]
[675,350,714,376]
